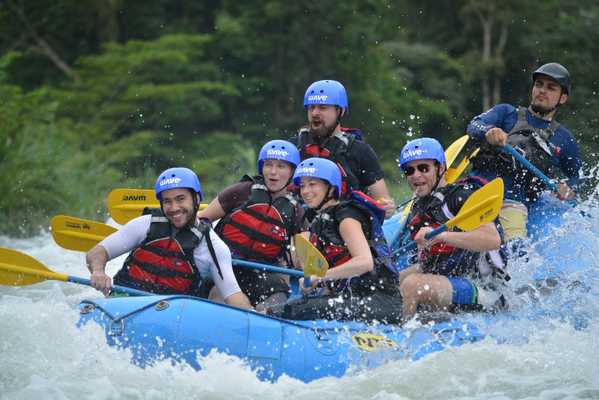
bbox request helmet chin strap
[529,88,564,118]
[429,162,445,196]
[161,190,200,230]
[335,106,343,126]
[314,184,334,211]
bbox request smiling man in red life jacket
[198,140,305,310]
[292,79,396,218]
[86,167,251,309]
[398,138,509,322]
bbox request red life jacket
[114,209,217,295]
[406,177,493,276]
[297,127,365,194]
[216,175,298,264]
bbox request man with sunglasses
[466,63,582,241]
[397,138,509,322]
[293,79,396,218]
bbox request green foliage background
[1,0,598,235]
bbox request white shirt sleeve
[193,228,242,299]
[99,215,151,259]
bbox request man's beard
[309,119,337,139]
[530,102,555,117]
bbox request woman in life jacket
[198,139,305,310]
[86,167,251,309]
[274,157,402,324]
[397,138,509,322]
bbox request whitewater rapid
[2,200,599,399]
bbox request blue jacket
[467,104,582,205]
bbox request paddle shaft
[503,144,558,192]
[396,224,448,253]
[0,261,149,296]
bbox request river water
[2,199,599,400]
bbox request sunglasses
[403,163,433,176]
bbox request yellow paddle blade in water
[293,234,329,277]
[51,215,117,252]
[0,247,68,286]
[107,188,160,225]
[446,177,504,232]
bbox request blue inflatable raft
[78,193,595,382]
[78,295,484,382]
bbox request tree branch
[5,0,80,81]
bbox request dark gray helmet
[532,62,571,95]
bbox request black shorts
[275,291,403,324]
[234,268,290,306]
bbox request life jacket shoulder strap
[196,219,224,280]
[348,190,385,224]
[511,106,560,142]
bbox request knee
[400,274,430,302]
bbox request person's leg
[399,273,452,321]
[499,200,528,241]
[351,291,403,324]
[252,272,290,311]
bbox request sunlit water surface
[2,201,599,400]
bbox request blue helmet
[399,138,445,170]
[293,157,342,198]
[257,139,301,174]
[303,80,349,113]
[155,167,203,201]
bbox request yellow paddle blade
[107,188,209,225]
[444,135,469,169]
[446,178,504,232]
[398,200,413,226]
[0,247,68,286]
[51,215,117,252]
[446,148,480,184]
[293,234,329,277]
[107,188,159,225]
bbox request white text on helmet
[266,149,288,158]
[159,177,182,186]
[298,167,316,174]
[404,149,425,158]
[308,95,329,102]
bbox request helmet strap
[430,161,446,194]
[335,106,343,126]
[160,189,200,229]
[315,183,335,211]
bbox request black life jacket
[215,175,298,264]
[470,107,561,201]
[406,177,509,280]
[297,127,365,194]
[309,191,400,295]
[114,209,221,296]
